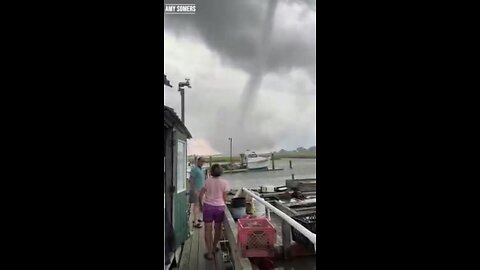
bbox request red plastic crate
[237,218,276,258]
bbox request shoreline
[188,156,316,163]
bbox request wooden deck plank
[178,210,227,270]
[214,225,227,270]
[188,228,200,270]
[178,235,192,269]
[178,214,194,270]
[197,224,207,270]
[214,248,225,270]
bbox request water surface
[223,158,316,189]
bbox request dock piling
[282,220,292,259]
[289,160,292,169]
[291,174,295,180]
[271,153,275,170]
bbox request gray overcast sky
[164,0,316,155]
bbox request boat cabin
[164,105,192,261]
[245,149,258,158]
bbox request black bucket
[231,197,246,208]
[230,197,246,220]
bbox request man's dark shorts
[189,190,198,204]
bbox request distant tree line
[261,146,316,159]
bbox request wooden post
[209,156,212,167]
[239,154,244,167]
[230,142,234,174]
[282,220,292,259]
[266,208,271,220]
[271,153,275,170]
[291,174,295,180]
[289,160,292,169]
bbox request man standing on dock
[189,156,206,228]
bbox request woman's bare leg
[204,223,213,257]
[212,222,222,251]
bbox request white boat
[242,150,269,170]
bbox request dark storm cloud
[164,0,315,76]
[164,0,316,154]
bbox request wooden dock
[176,180,316,270]
[173,214,225,270]
[223,168,284,174]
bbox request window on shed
[176,140,187,193]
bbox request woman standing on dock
[198,164,230,260]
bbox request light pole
[228,138,233,165]
[178,78,191,123]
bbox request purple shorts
[203,203,225,223]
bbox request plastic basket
[237,218,276,258]
[291,212,316,250]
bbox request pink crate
[237,218,276,258]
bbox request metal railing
[241,188,316,252]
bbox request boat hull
[243,150,270,170]
[247,160,269,170]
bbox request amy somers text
[165,4,196,14]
